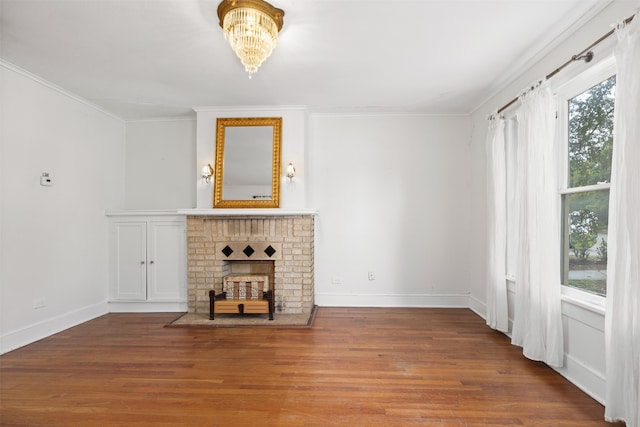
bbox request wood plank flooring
[0,308,622,426]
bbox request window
[561,74,615,297]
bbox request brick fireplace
[186,214,314,315]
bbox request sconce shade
[217,0,284,76]
[286,162,295,181]
[201,164,214,183]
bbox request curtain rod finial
[572,51,594,63]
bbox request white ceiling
[0,0,612,119]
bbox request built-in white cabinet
[108,214,186,307]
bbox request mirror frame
[213,117,282,208]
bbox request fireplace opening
[226,260,274,287]
[225,260,278,310]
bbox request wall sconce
[286,162,296,182]
[201,164,214,183]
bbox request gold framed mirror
[213,117,282,208]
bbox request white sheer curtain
[485,117,509,332]
[511,82,564,367]
[605,12,640,427]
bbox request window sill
[561,285,606,316]
[503,279,606,316]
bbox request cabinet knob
[150,260,155,264]
[140,261,145,265]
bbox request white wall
[468,0,640,404]
[0,62,126,354]
[125,118,196,210]
[194,107,307,210]
[191,108,474,306]
[309,114,473,307]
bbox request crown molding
[192,105,307,113]
[126,116,196,124]
[0,59,125,122]
[470,0,615,115]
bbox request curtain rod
[496,13,636,115]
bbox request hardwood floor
[0,308,621,426]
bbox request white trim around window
[554,54,615,310]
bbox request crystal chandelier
[217,0,285,77]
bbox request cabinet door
[110,222,147,300]
[147,220,185,301]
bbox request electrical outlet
[368,271,375,281]
[331,277,343,285]
[33,298,46,309]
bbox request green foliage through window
[568,75,615,188]
[569,209,599,261]
[564,75,615,297]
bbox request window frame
[554,56,616,308]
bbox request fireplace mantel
[179,208,318,217]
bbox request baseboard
[554,353,606,405]
[108,301,188,312]
[0,301,108,355]
[468,295,486,319]
[315,293,470,308]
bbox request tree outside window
[564,75,615,296]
